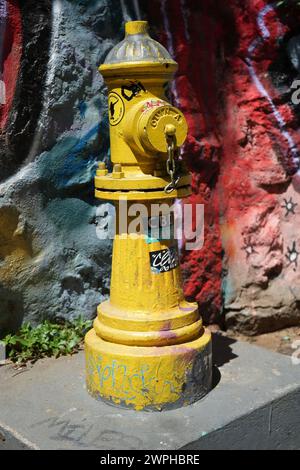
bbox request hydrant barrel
[85,21,212,411]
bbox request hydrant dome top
[102,20,177,68]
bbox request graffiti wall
[147,0,300,334]
[0,0,300,336]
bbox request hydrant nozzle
[85,21,212,411]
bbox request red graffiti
[0,0,22,130]
[147,0,300,324]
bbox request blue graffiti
[78,100,87,118]
[87,354,180,403]
[70,123,100,154]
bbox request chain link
[164,134,181,194]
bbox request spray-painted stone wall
[147,0,300,334]
[0,0,119,335]
[0,0,300,336]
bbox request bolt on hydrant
[85,21,212,411]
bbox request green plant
[3,317,92,365]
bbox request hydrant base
[85,328,212,411]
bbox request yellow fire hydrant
[85,21,212,411]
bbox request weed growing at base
[3,318,92,365]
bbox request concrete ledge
[0,422,37,450]
[0,335,299,450]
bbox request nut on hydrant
[165,124,177,136]
[85,21,212,411]
[112,164,124,179]
[97,162,108,177]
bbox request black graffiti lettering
[121,81,146,101]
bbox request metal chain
[164,134,180,194]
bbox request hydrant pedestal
[85,21,212,411]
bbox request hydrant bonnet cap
[102,20,177,66]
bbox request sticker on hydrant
[150,246,179,274]
[108,92,125,126]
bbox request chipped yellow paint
[85,21,212,410]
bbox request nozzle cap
[138,105,188,154]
